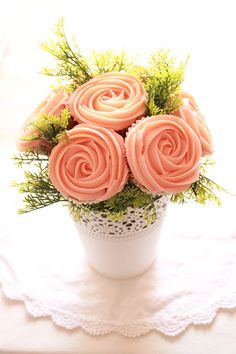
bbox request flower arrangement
[13,18,224,224]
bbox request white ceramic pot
[74,195,169,279]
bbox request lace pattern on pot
[74,194,169,240]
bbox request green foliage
[171,174,225,205]
[12,155,64,213]
[12,151,49,168]
[68,182,162,223]
[21,108,71,146]
[90,49,135,75]
[144,50,188,115]
[171,157,226,205]
[40,17,92,88]
[34,107,70,144]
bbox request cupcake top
[69,72,147,131]
[49,124,129,203]
[126,115,202,193]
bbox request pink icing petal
[49,124,129,203]
[43,90,69,116]
[126,115,202,194]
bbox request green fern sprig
[40,17,92,87]
[90,49,135,75]
[171,157,227,205]
[171,175,225,205]
[19,108,71,148]
[12,151,49,168]
[12,159,64,214]
[32,108,70,144]
[144,50,188,115]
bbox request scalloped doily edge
[1,276,236,338]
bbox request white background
[0,0,236,193]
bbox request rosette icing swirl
[49,124,128,203]
[126,115,202,193]
[69,72,147,130]
[17,90,69,152]
[174,92,213,156]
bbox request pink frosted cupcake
[49,124,129,203]
[126,115,202,194]
[173,91,213,156]
[16,90,70,153]
[69,72,147,131]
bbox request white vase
[74,195,169,279]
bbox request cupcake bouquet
[13,18,224,227]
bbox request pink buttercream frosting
[174,92,213,156]
[49,124,129,203]
[16,90,70,152]
[69,72,147,131]
[179,91,199,112]
[126,115,202,194]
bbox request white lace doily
[0,191,236,337]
